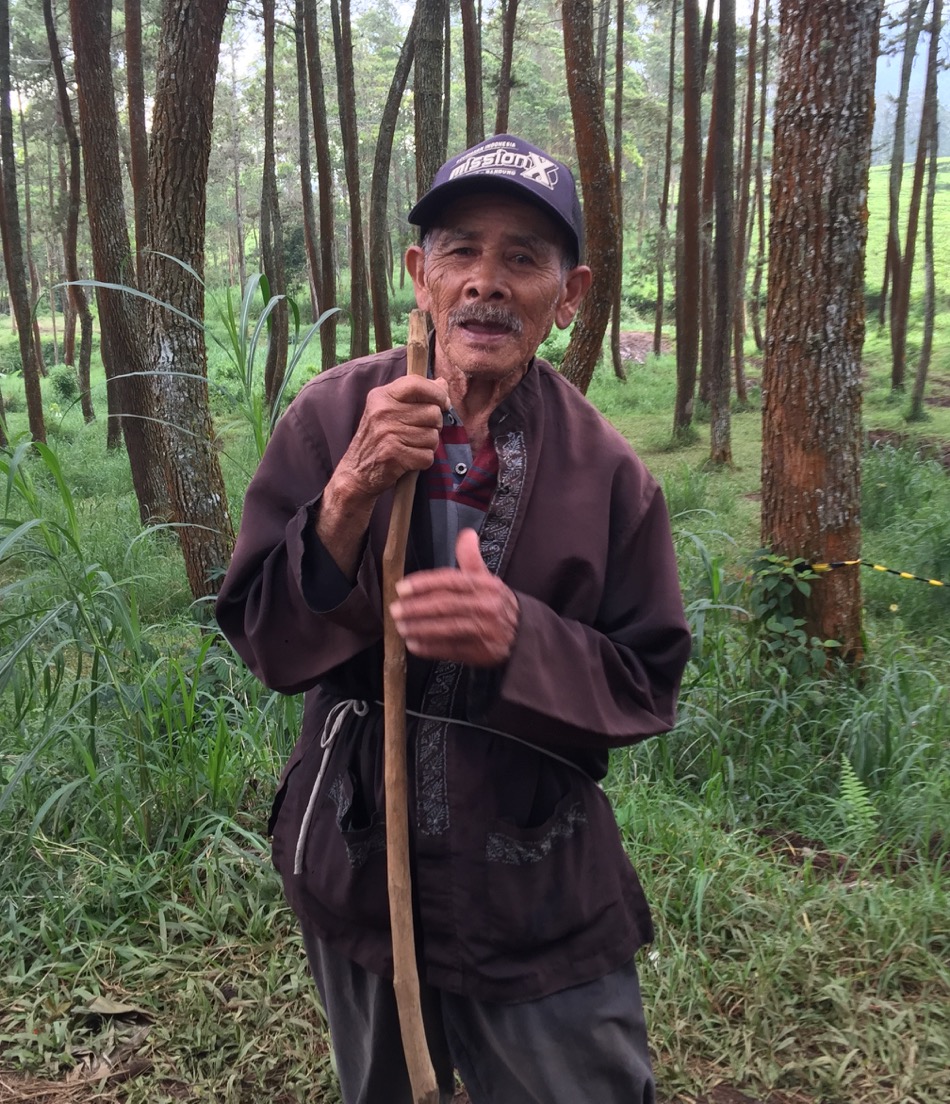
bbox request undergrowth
[1,371,949,1101]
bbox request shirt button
[454,462,468,477]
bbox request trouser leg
[441,960,655,1104]
[299,920,456,1104]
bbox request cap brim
[408,177,580,262]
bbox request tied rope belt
[292,698,594,875]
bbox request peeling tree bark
[762,0,883,663]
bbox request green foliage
[837,754,880,844]
[744,551,837,676]
[48,363,79,403]
[207,271,339,461]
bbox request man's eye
[511,254,535,265]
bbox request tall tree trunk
[609,0,626,381]
[330,0,370,358]
[70,0,166,514]
[731,0,758,401]
[227,37,247,292]
[890,0,935,392]
[303,0,337,370]
[653,0,677,358]
[494,0,519,135]
[0,0,45,443]
[125,0,149,283]
[673,0,702,436]
[697,82,716,406]
[908,0,943,421]
[260,0,289,406]
[415,0,446,194]
[294,0,320,322]
[369,12,416,352]
[749,0,771,351]
[596,0,611,92]
[762,0,882,664]
[709,0,735,466]
[145,0,234,598]
[560,0,619,395]
[17,96,47,382]
[460,0,484,146]
[881,0,927,329]
[441,2,451,157]
[45,0,94,423]
[55,132,77,369]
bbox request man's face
[406,193,591,383]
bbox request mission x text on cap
[408,134,585,265]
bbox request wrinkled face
[406,193,590,383]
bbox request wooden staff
[381,309,440,1104]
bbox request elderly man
[216,134,690,1104]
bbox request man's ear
[405,245,431,312]
[555,265,593,329]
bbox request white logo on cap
[448,148,559,191]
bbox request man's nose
[464,254,508,300]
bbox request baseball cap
[408,134,585,264]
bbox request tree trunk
[294,0,321,322]
[609,0,626,381]
[45,0,94,423]
[369,12,416,352]
[890,0,935,392]
[908,0,943,421]
[460,0,484,146]
[303,0,337,371]
[698,81,716,406]
[17,96,47,383]
[414,0,446,195]
[494,0,519,135]
[709,0,735,466]
[762,0,882,664]
[731,0,758,402]
[125,0,149,283]
[226,38,247,293]
[260,0,289,407]
[330,0,370,358]
[673,0,702,436]
[71,0,166,515]
[145,0,234,598]
[560,0,619,395]
[653,0,677,358]
[0,0,45,443]
[881,0,927,330]
[749,0,771,351]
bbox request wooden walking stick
[381,308,440,1104]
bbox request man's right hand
[314,376,450,581]
[334,375,450,502]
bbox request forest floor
[0,1065,815,1103]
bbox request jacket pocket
[483,782,616,953]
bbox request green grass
[2,194,950,1099]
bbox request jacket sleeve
[214,396,384,695]
[472,481,691,751]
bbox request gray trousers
[301,921,655,1104]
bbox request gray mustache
[448,305,524,335]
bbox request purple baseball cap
[408,134,585,263]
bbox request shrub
[49,363,79,402]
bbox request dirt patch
[866,427,950,471]
[619,330,671,364]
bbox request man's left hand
[390,528,519,667]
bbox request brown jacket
[216,346,691,1003]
